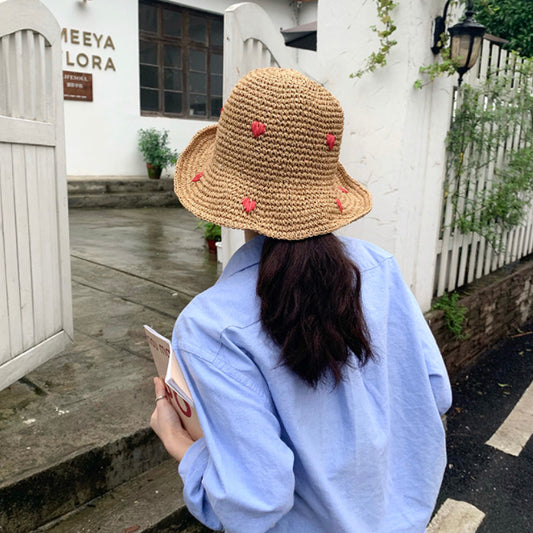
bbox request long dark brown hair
[257,234,374,387]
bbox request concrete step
[34,460,212,533]
[67,178,178,209]
[68,192,177,208]
[1,429,170,533]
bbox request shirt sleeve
[175,340,296,533]
[420,324,453,416]
[391,258,453,416]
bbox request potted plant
[197,220,221,253]
[137,128,179,179]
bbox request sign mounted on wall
[63,71,93,101]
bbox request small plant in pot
[137,128,179,179]
[196,220,221,253]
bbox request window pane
[211,96,223,117]
[210,19,223,47]
[164,45,181,67]
[211,74,222,95]
[141,88,159,111]
[189,49,206,71]
[165,91,182,114]
[140,65,159,88]
[210,53,223,74]
[139,3,157,33]
[140,40,157,65]
[163,9,182,37]
[190,15,206,43]
[164,69,182,91]
[189,93,206,116]
[189,72,206,93]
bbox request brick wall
[426,255,533,378]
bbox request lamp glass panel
[451,33,474,68]
[467,36,482,68]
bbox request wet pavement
[0,208,220,521]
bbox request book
[144,325,203,441]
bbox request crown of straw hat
[174,68,372,240]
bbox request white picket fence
[0,0,72,390]
[434,37,533,297]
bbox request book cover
[144,325,203,441]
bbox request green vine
[350,0,398,79]
[414,33,461,89]
[351,1,472,85]
[443,57,533,251]
[432,291,468,339]
[415,1,463,89]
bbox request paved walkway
[0,207,220,491]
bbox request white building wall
[315,0,453,309]
[39,0,299,177]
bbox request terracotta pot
[206,238,217,254]
[146,163,162,179]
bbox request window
[139,0,223,119]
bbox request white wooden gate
[220,2,301,265]
[0,0,72,390]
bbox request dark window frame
[139,0,223,119]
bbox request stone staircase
[2,428,210,533]
[67,177,178,209]
[34,460,210,533]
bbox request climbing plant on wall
[443,57,533,250]
[352,0,466,85]
[350,0,399,79]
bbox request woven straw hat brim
[175,124,372,241]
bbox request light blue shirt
[173,236,452,533]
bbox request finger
[154,377,167,398]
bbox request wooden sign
[63,71,93,101]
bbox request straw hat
[174,68,371,240]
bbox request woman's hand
[150,377,195,462]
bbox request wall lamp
[432,0,486,85]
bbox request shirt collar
[219,235,266,281]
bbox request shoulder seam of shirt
[180,341,273,402]
[358,253,396,275]
[177,318,263,358]
[220,258,260,281]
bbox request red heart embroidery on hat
[338,186,348,193]
[336,198,343,213]
[192,172,203,182]
[251,121,266,138]
[326,134,336,150]
[242,197,257,213]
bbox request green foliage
[137,128,179,167]
[415,1,463,89]
[196,220,221,241]
[474,0,533,58]
[415,33,461,89]
[444,58,533,250]
[351,0,398,79]
[432,291,468,339]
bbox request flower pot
[146,163,162,179]
[206,238,217,254]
